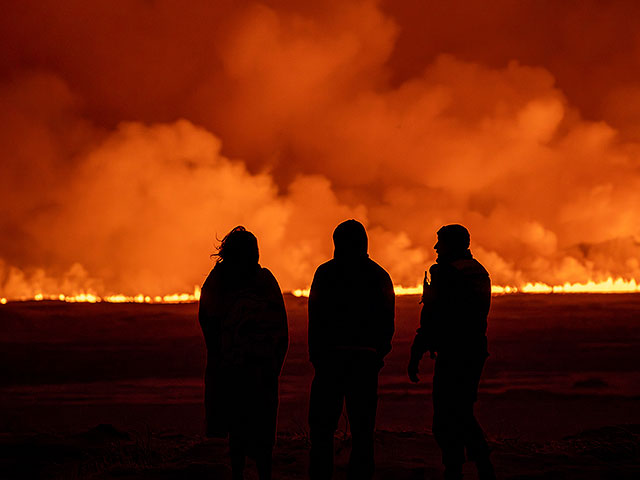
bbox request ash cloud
[1,1,640,296]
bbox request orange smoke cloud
[1,1,640,298]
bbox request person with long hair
[198,226,288,480]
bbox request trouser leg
[255,446,273,480]
[344,364,378,480]
[463,411,490,461]
[229,432,246,480]
[463,408,495,480]
[434,353,493,479]
[309,368,345,480]
[461,355,491,465]
[433,406,465,475]
[432,358,465,470]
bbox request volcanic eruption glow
[1,1,640,300]
[0,287,202,305]
[2,278,639,306]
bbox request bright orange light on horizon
[0,286,202,305]
[2,278,639,305]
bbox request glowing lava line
[292,277,640,297]
[1,278,639,305]
[1,287,202,304]
[500,277,640,294]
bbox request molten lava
[4,279,636,305]
[0,287,202,305]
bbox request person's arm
[408,265,438,382]
[266,270,289,375]
[198,271,221,358]
[412,265,440,354]
[308,267,326,366]
[376,271,395,359]
[464,266,491,338]
[411,305,435,356]
[408,305,433,382]
[475,270,491,320]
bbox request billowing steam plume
[1,1,640,297]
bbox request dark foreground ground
[1,294,640,478]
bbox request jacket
[308,255,395,366]
[412,252,490,357]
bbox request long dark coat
[198,262,288,450]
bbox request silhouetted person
[199,226,288,480]
[408,225,496,480]
[308,220,395,480]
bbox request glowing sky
[1,0,640,296]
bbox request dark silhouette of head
[214,226,259,266]
[435,224,471,260]
[333,219,368,260]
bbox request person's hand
[407,358,420,383]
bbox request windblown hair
[211,226,259,265]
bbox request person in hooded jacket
[408,224,496,480]
[198,226,288,480]
[308,219,395,480]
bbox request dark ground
[1,294,639,478]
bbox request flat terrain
[1,294,639,478]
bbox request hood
[333,219,369,260]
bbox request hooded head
[333,219,368,260]
[435,224,471,262]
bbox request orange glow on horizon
[0,286,202,304]
[3,278,639,305]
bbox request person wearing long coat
[199,226,288,480]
